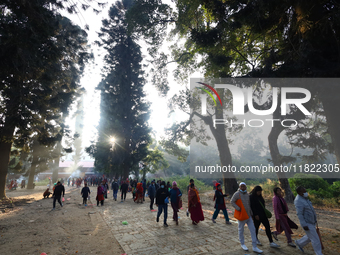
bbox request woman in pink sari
[188,183,204,225]
[272,187,298,247]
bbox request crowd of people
[44,176,323,255]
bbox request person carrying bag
[249,186,280,248]
[231,182,263,254]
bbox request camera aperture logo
[195,82,311,128]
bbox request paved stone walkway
[96,193,315,255]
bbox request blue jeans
[157,204,168,224]
[113,189,118,200]
[212,207,230,222]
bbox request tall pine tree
[91,0,152,179]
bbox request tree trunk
[52,141,62,183]
[0,123,16,199]
[0,141,13,199]
[27,164,37,189]
[214,131,239,195]
[320,87,340,165]
[268,110,295,203]
[209,88,238,195]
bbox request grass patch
[35,178,50,186]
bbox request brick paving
[96,193,315,255]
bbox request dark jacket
[214,190,227,205]
[142,181,147,191]
[120,183,128,192]
[169,188,182,204]
[53,184,65,197]
[250,194,266,218]
[148,184,156,197]
[81,187,90,197]
[155,187,170,205]
[112,182,119,191]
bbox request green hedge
[162,176,210,194]
[288,173,340,207]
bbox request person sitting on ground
[43,188,52,198]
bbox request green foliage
[288,173,329,193]
[0,1,91,196]
[288,174,340,207]
[142,147,169,177]
[162,176,210,194]
[35,178,51,187]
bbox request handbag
[234,194,249,221]
[259,201,272,219]
[316,223,324,250]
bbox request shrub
[163,176,210,194]
[288,173,329,194]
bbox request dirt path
[199,191,340,254]
[1,187,340,255]
[0,186,124,255]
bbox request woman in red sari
[96,182,105,206]
[188,183,204,225]
[272,187,298,247]
[134,182,144,203]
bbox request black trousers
[97,200,104,206]
[121,191,127,200]
[53,196,62,208]
[83,197,88,204]
[254,216,273,243]
[150,196,155,209]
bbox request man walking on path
[52,181,65,210]
[81,183,90,205]
[231,182,263,254]
[120,180,128,202]
[148,180,156,210]
[155,181,170,227]
[294,186,323,255]
[111,179,119,201]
